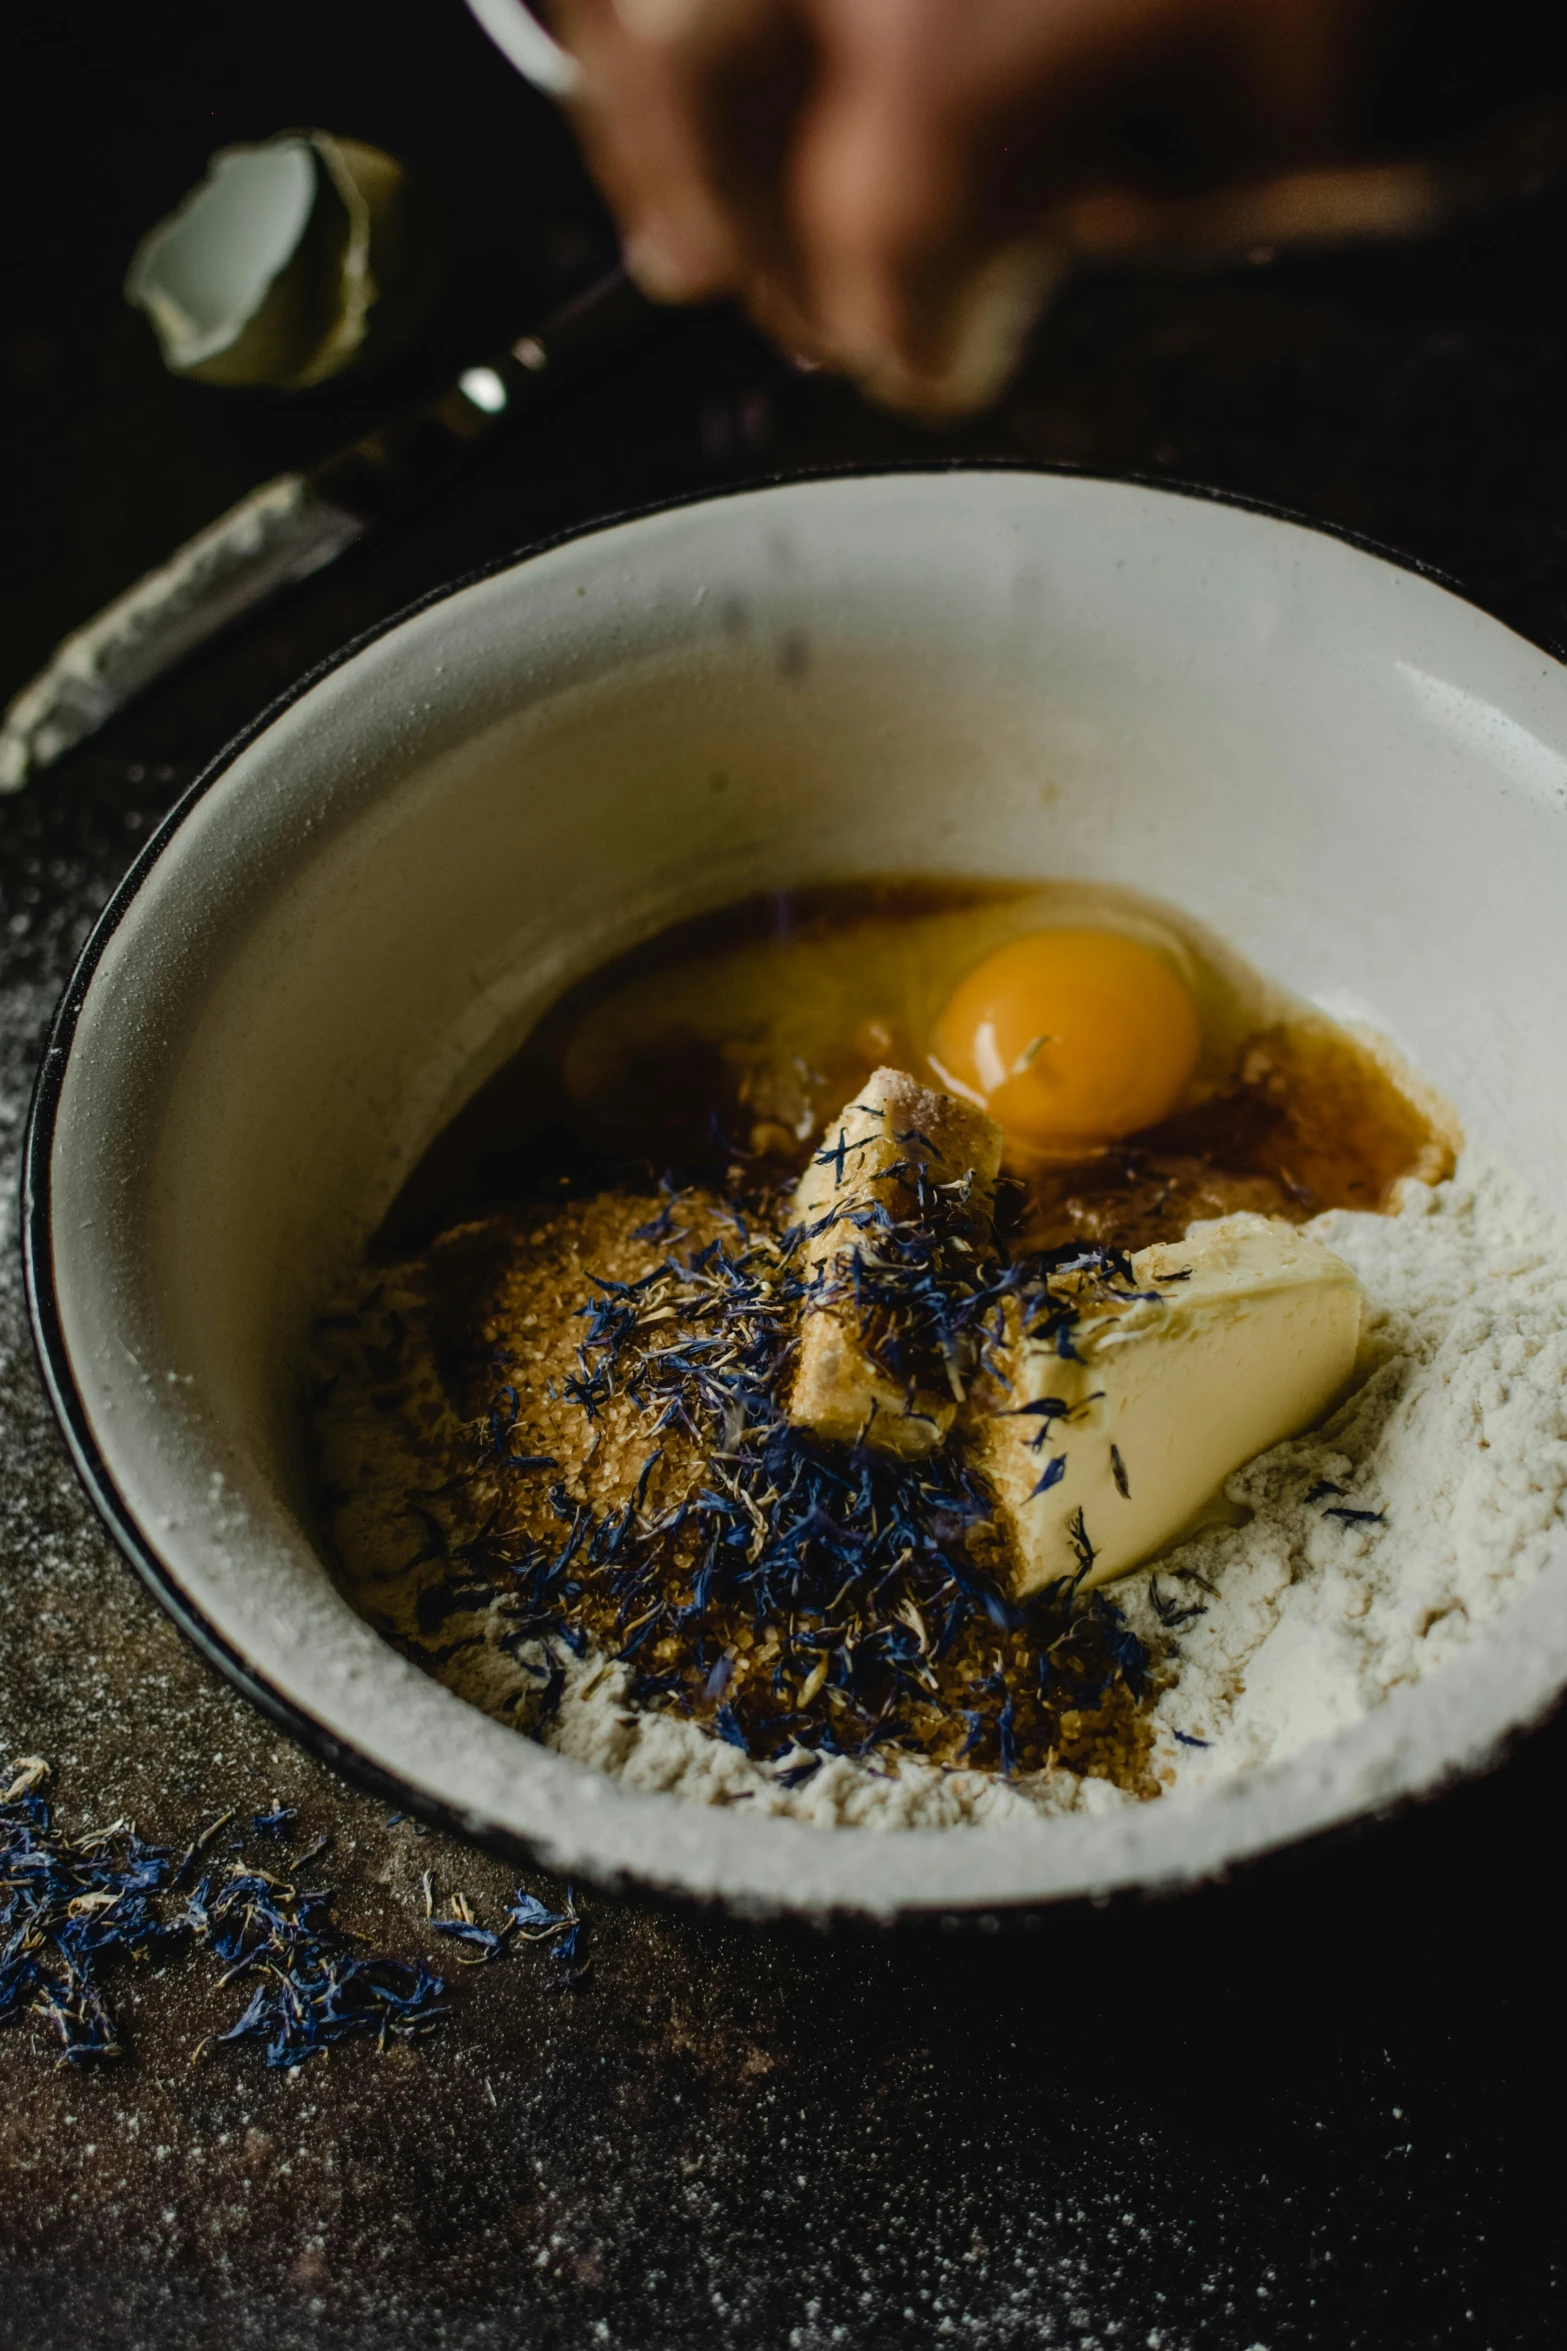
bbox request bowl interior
[39,471,1567,1915]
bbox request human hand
[551,0,1461,413]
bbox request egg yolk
[930,929,1201,1154]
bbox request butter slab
[978,1214,1364,1596]
[787,1067,1003,1459]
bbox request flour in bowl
[312,1151,1567,1829]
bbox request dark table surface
[2,7,1565,2346]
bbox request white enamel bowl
[26,470,1567,1919]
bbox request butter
[978,1214,1364,1597]
[787,1067,1003,1459]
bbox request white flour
[525,1153,1567,1827]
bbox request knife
[0,265,662,792]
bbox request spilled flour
[315,1153,1567,1829]
[506,1156,1567,1824]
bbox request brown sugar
[311,1182,1162,1799]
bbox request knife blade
[0,265,661,791]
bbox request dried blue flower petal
[4,1764,449,2071]
[431,1919,507,1963]
[1148,1576,1205,1630]
[189,1865,448,2065]
[1090,1595,1148,1697]
[508,1889,569,1936]
[2,1773,177,2064]
[1028,1453,1067,1501]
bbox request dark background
[1,3,1565,2345]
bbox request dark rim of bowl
[18,459,1557,1914]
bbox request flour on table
[484,1152,1565,1827]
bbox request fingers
[789,123,1072,416]
[551,0,1449,419]
[779,0,1410,412]
[782,0,1104,411]
[557,0,1075,408]
[554,0,810,309]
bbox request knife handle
[313,267,658,525]
[0,476,363,791]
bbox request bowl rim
[21,457,1564,1914]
